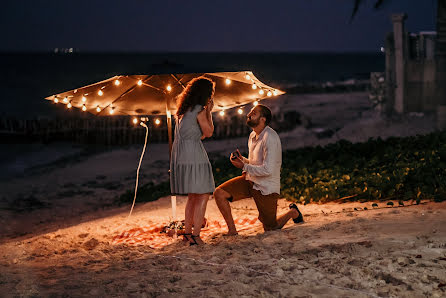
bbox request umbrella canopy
[45,71,284,116]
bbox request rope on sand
[156,254,381,298]
[128,122,149,218]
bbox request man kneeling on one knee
[213,104,304,235]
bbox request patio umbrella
[45,71,285,217]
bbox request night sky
[0,0,437,52]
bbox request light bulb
[96,106,101,112]
[82,96,87,102]
[114,79,120,86]
[252,84,257,90]
[166,85,172,92]
[63,97,68,103]
[133,118,138,124]
[273,90,278,96]
[237,108,243,115]
[259,89,264,95]
[219,110,225,116]
[137,79,143,86]
[253,101,258,106]
[245,74,251,80]
[109,107,115,115]
[67,102,72,108]
[225,78,231,85]
[82,105,87,111]
[155,118,161,125]
[54,98,59,103]
[98,90,103,96]
[267,91,272,97]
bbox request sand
[1,91,444,297]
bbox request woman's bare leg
[192,193,209,238]
[184,195,197,235]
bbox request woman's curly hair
[176,77,215,117]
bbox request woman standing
[170,77,215,245]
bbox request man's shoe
[289,203,304,223]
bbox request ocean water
[0,52,384,119]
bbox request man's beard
[247,117,260,128]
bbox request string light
[98,90,103,96]
[133,118,138,124]
[252,84,257,90]
[82,96,87,102]
[109,107,115,115]
[54,97,59,103]
[237,108,243,115]
[219,110,225,116]
[267,91,272,97]
[225,78,231,85]
[82,105,87,111]
[245,74,251,80]
[137,79,143,86]
[96,106,101,112]
[259,89,264,95]
[155,118,161,125]
[67,102,72,108]
[166,85,172,92]
[253,101,259,106]
[63,97,68,103]
[114,79,121,86]
[273,90,278,96]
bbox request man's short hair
[257,104,272,125]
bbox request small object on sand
[354,208,358,211]
[439,283,446,288]
[387,202,394,207]
[364,207,368,210]
[415,255,422,258]
[398,201,404,206]
[372,203,378,208]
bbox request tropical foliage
[118,131,446,204]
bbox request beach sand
[1,91,444,297]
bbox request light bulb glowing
[155,119,161,125]
[166,85,172,92]
[82,105,87,111]
[114,79,120,86]
[252,84,257,90]
[245,74,251,80]
[96,106,101,112]
[67,102,72,108]
[253,101,258,106]
[137,80,143,86]
[237,108,243,115]
[225,78,231,85]
[133,118,138,124]
[273,90,278,96]
[82,96,87,102]
[98,90,103,96]
[63,97,68,103]
[219,110,225,116]
[259,89,264,95]
[109,108,115,115]
[54,97,59,103]
[267,91,272,97]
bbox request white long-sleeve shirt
[242,126,282,195]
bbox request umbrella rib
[170,74,186,89]
[97,75,153,116]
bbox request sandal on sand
[182,233,192,242]
[289,203,304,223]
[190,235,204,246]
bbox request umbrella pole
[166,109,177,237]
